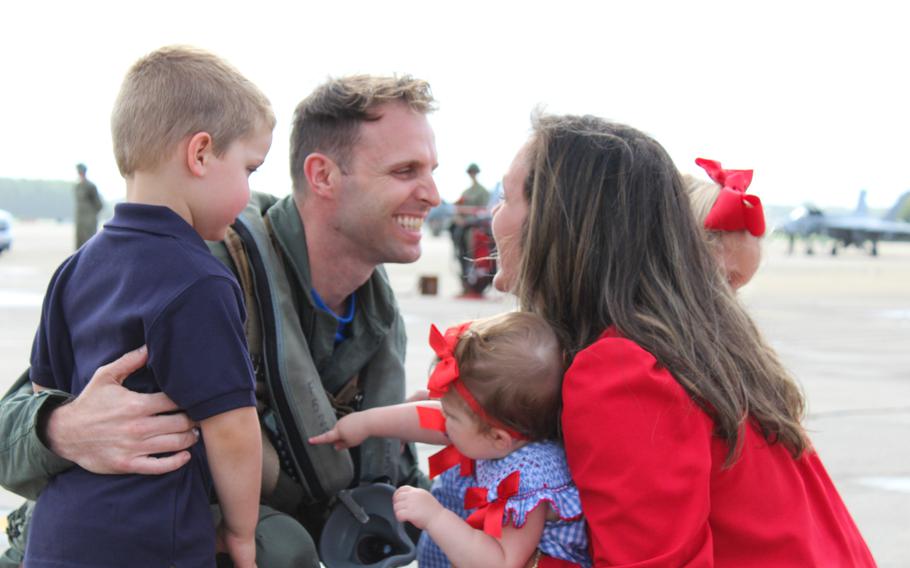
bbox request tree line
[0,178,76,221]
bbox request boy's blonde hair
[111,45,275,177]
[444,312,565,441]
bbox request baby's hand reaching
[392,485,445,530]
[308,413,369,449]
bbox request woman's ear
[185,132,214,177]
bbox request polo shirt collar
[105,203,207,250]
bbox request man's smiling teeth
[395,216,423,231]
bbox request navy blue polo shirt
[27,203,256,567]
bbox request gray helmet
[466,163,480,175]
[319,484,416,568]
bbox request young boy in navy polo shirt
[26,46,273,568]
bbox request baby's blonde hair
[111,45,275,177]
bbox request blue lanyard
[311,289,356,345]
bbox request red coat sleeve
[562,336,716,567]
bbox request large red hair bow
[465,471,521,538]
[427,322,471,398]
[696,157,766,237]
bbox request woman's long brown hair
[515,113,807,464]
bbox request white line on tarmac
[879,309,910,320]
[0,290,43,308]
[858,476,910,494]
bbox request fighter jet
[779,190,910,256]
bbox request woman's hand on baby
[392,485,444,530]
[308,413,369,449]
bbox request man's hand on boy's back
[44,345,198,475]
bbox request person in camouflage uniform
[74,163,103,249]
[450,164,492,294]
[457,163,489,207]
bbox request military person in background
[74,163,103,249]
[457,162,489,207]
[449,163,491,279]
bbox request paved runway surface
[1,221,907,565]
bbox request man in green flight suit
[457,162,489,207]
[0,75,439,567]
[450,163,491,293]
[73,163,103,249]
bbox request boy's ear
[303,152,341,199]
[185,132,215,177]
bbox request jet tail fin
[854,190,869,216]
[884,191,910,221]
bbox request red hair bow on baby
[427,322,472,398]
[421,323,479,479]
[465,471,521,538]
[696,157,766,237]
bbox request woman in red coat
[490,114,875,567]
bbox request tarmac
[1,220,907,566]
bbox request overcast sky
[1,0,908,210]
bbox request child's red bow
[696,157,766,237]
[465,471,522,538]
[427,322,471,398]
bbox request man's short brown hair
[111,45,275,177]
[289,75,435,193]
